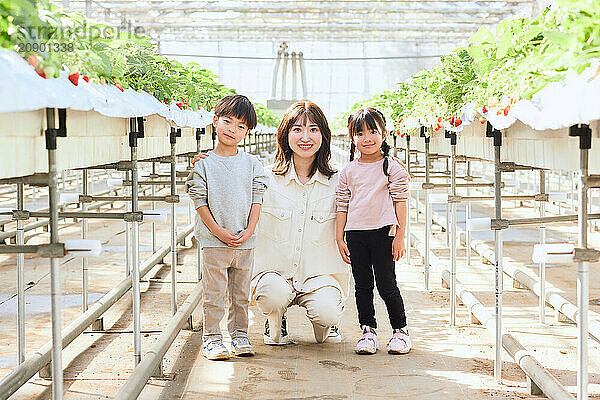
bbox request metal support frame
[82,170,89,314]
[423,130,431,290]
[170,128,182,316]
[405,135,411,265]
[16,183,25,365]
[466,161,472,266]
[448,133,457,325]
[569,123,591,400]
[539,169,546,324]
[46,107,66,400]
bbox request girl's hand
[336,239,351,264]
[191,152,209,167]
[392,236,406,261]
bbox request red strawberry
[68,72,79,86]
[482,105,488,114]
[449,116,455,125]
[176,102,184,109]
[35,68,46,79]
[437,116,442,123]
[82,75,90,83]
[503,106,510,116]
[28,54,38,68]
[115,83,124,92]
[480,117,487,124]
[454,118,462,127]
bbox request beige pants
[251,272,344,343]
[202,247,254,342]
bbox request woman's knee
[306,288,344,327]
[253,273,294,314]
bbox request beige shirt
[253,162,350,296]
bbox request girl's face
[288,116,323,161]
[352,123,384,156]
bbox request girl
[335,107,411,355]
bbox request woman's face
[288,116,323,161]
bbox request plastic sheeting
[0,49,213,128]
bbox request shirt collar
[284,158,331,186]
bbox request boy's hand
[231,228,253,246]
[392,236,406,261]
[191,152,209,167]
[215,227,240,247]
[336,239,351,264]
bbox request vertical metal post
[466,161,472,266]
[558,171,562,214]
[281,52,289,100]
[271,49,283,99]
[82,170,89,313]
[46,108,64,399]
[539,169,546,324]
[450,141,457,325]
[170,133,178,315]
[196,130,203,282]
[577,147,589,400]
[405,135,411,265]
[125,169,132,277]
[493,141,503,385]
[16,183,25,365]
[151,162,156,254]
[130,120,142,367]
[299,52,307,100]
[424,136,431,291]
[291,52,297,100]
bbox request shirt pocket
[310,211,337,247]
[260,206,293,243]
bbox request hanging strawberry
[68,72,80,86]
[82,76,90,83]
[115,83,124,92]
[28,54,38,68]
[454,118,462,127]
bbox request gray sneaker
[231,335,255,357]
[325,325,342,343]
[202,339,230,360]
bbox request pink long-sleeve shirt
[335,158,409,231]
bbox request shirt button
[298,228,302,232]
[296,247,300,251]
[300,210,304,215]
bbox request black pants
[346,226,407,330]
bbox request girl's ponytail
[350,142,356,162]
[381,139,390,176]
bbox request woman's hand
[191,152,209,167]
[336,238,351,264]
[392,236,406,261]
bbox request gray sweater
[185,150,269,249]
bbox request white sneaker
[264,316,293,345]
[354,326,377,354]
[202,339,230,360]
[387,328,412,354]
[325,325,342,343]
[231,335,255,357]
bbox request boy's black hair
[348,107,390,176]
[214,94,257,130]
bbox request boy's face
[213,114,250,147]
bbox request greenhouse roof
[63,0,537,41]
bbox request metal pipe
[0,226,193,400]
[450,143,457,325]
[125,170,132,278]
[271,49,282,99]
[493,143,503,384]
[16,183,25,365]
[424,137,431,290]
[170,143,178,315]
[466,161,472,266]
[406,135,411,265]
[281,52,289,100]
[130,146,142,367]
[539,170,546,324]
[299,52,307,100]
[151,162,157,253]
[82,170,89,314]
[115,283,203,399]
[291,52,297,100]
[577,148,589,400]
[46,109,64,400]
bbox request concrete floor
[0,160,600,399]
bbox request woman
[193,101,348,345]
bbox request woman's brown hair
[272,101,336,178]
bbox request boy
[186,94,269,360]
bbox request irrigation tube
[0,224,194,400]
[115,283,203,399]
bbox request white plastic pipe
[548,192,568,202]
[107,178,124,188]
[466,217,492,231]
[532,243,575,264]
[60,193,81,203]
[428,193,449,204]
[64,239,102,257]
[142,210,168,223]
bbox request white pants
[251,272,344,343]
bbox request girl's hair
[272,101,336,178]
[347,107,390,176]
